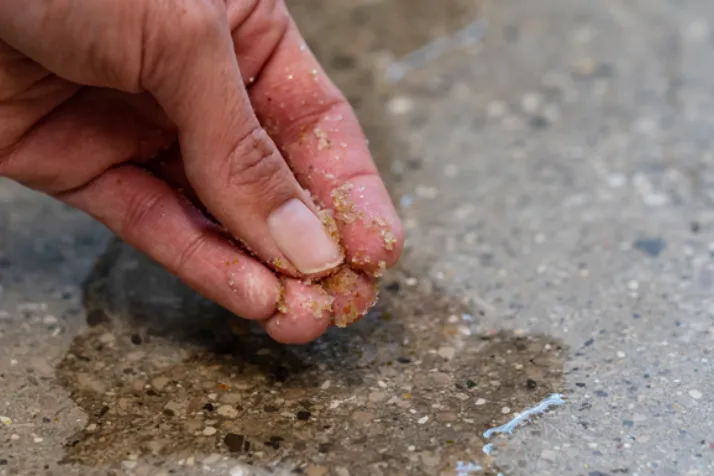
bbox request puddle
[56,239,566,475]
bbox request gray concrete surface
[2,0,714,475]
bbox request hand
[0,0,403,343]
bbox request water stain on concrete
[55,239,567,475]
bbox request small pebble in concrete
[438,346,455,360]
[217,405,238,418]
[689,389,703,400]
[224,433,244,452]
[203,427,217,436]
[151,376,170,391]
[540,449,558,462]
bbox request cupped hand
[0,0,403,343]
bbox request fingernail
[268,198,343,274]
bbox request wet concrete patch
[55,239,567,475]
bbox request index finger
[234,13,404,277]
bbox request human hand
[0,0,403,343]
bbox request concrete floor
[2,0,714,475]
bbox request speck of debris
[526,379,538,389]
[529,115,550,129]
[397,357,411,364]
[584,338,594,347]
[224,433,245,452]
[297,411,311,421]
[633,238,666,257]
[130,334,142,345]
[689,389,703,400]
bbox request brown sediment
[350,251,372,266]
[333,304,358,328]
[321,266,371,328]
[332,277,379,328]
[382,230,397,251]
[364,214,397,251]
[329,188,396,252]
[321,266,360,295]
[276,286,288,314]
[331,183,361,223]
[318,208,341,243]
[372,260,387,278]
[301,294,335,320]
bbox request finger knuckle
[222,126,286,194]
[121,188,169,239]
[173,232,209,277]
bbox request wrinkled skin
[0,0,404,343]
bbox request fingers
[230,9,404,276]
[262,267,378,344]
[0,87,168,194]
[263,279,332,344]
[141,1,343,277]
[60,165,377,344]
[59,165,282,322]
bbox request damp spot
[58,240,566,474]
